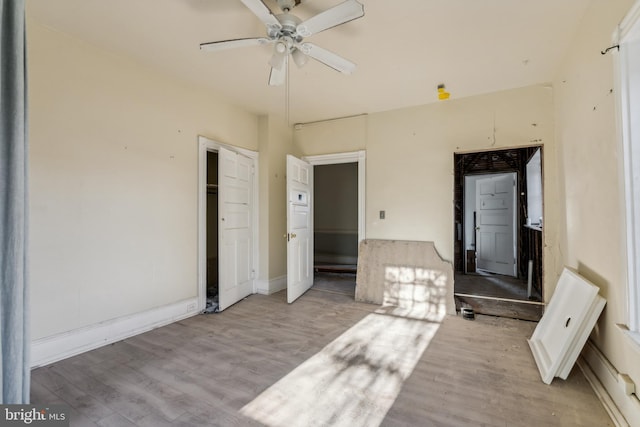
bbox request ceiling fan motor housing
[270,13,303,44]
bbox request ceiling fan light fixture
[270,51,287,70]
[291,48,309,68]
[270,39,290,70]
[275,41,288,53]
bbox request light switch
[379,210,385,219]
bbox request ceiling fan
[200,0,365,86]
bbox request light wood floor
[311,272,356,297]
[455,272,545,321]
[31,289,612,426]
[455,271,542,301]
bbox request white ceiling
[27,0,591,124]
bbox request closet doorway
[205,151,219,311]
[198,136,259,313]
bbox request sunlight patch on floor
[241,268,446,427]
[382,266,448,321]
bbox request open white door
[475,172,517,277]
[218,146,254,311]
[287,155,314,303]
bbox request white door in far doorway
[287,155,314,303]
[218,146,254,311]
[475,172,517,277]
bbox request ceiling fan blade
[200,37,271,52]
[296,0,364,37]
[298,42,356,74]
[239,0,282,32]
[269,55,288,86]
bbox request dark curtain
[0,0,29,404]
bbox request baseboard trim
[578,340,640,427]
[31,297,199,368]
[256,275,287,295]
[314,254,358,265]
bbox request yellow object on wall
[437,84,450,100]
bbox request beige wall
[28,20,259,340]
[258,118,270,283]
[258,115,295,282]
[294,114,367,155]
[554,0,640,389]
[295,85,561,295]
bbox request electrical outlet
[187,302,196,312]
[379,210,385,219]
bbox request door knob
[291,233,297,238]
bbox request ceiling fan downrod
[276,0,298,13]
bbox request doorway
[294,151,366,299]
[198,136,259,313]
[205,151,219,312]
[453,147,544,321]
[313,162,358,273]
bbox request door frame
[197,135,260,312]
[453,146,544,297]
[304,150,366,245]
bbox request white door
[287,155,314,303]
[475,172,517,277]
[218,146,254,311]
